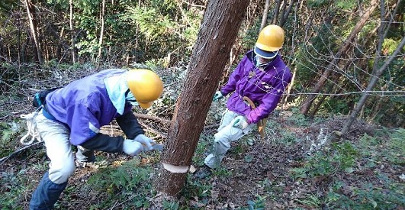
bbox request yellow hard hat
[255,25,285,52]
[127,69,163,109]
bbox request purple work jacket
[221,50,292,123]
[45,69,132,145]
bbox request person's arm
[80,134,125,153]
[68,97,145,154]
[75,107,145,154]
[117,109,157,151]
[246,71,292,123]
[116,109,145,139]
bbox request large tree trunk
[24,0,43,64]
[299,0,378,115]
[157,0,249,196]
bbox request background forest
[0,0,404,209]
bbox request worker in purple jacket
[29,69,163,209]
[203,25,292,170]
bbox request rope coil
[20,110,42,145]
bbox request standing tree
[157,0,250,196]
[24,0,43,64]
[260,0,270,30]
[96,0,106,63]
[341,36,405,135]
[69,0,77,63]
[299,0,378,116]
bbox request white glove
[232,116,249,129]
[213,91,224,101]
[123,140,144,156]
[134,134,156,151]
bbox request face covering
[255,50,278,68]
[104,71,130,115]
[255,56,270,68]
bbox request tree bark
[272,0,282,24]
[260,0,270,30]
[299,0,378,115]
[69,0,77,63]
[157,0,249,196]
[97,0,106,63]
[24,0,43,64]
[280,0,296,27]
[308,84,333,118]
[17,8,22,65]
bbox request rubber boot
[29,172,67,210]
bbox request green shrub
[86,159,155,208]
[387,128,405,165]
[291,141,358,178]
[0,170,33,209]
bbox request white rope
[20,111,42,145]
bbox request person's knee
[213,137,230,154]
[49,159,75,184]
[214,138,229,147]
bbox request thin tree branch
[260,0,270,30]
[341,36,405,135]
[133,113,171,125]
[138,121,168,139]
[0,141,43,165]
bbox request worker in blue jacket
[29,69,163,209]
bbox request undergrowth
[0,63,404,208]
[290,128,405,209]
[83,159,156,209]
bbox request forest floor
[0,67,404,209]
[1,105,404,209]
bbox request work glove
[134,134,156,151]
[123,140,144,156]
[213,91,224,101]
[232,116,249,129]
